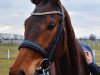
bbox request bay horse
[9,0,90,75]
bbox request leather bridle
[18,6,65,75]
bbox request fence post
[8,49,10,59]
[93,50,95,58]
[98,43,100,47]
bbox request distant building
[0,33,24,44]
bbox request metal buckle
[35,59,51,75]
[35,68,49,75]
[38,58,51,71]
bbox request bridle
[19,8,64,75]
[18,6,65,75]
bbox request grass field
[0,44,19,75]
[0,42,100,75]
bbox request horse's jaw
[10,48,43,75]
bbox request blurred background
[0,0,100,75]
[0,0,100,38]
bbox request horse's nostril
[19,70,25,75]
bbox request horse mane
[53,6,89,75]
[64,7,80,75]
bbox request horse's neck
[56,55,72,75]
[48,29,71,75]
[49,54,71,75]
[75,40,90,75]
[49,62,57,75]
[49,6,89,75]
[49,43,89,75]
[49,27,89,75]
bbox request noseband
[19,6,65,75]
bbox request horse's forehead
[25,16,46,35]
[29,16,46,26]
[34,2,52,13]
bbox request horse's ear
[31,0,60,5]
[50,0,60,4]
[31,0,41,5]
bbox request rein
[19,6,65,75]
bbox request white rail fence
[0,49,18,59]
[0,49,100,75]
[0,49,99,59]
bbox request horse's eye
[48,22,56,30]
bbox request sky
[0,0,100,38]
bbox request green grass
[0,42,100,75]
[0,44,19,58]
[0,44,19,75]
[95,51,100,66]
[0,59,15,75]
[0,43,18,50]
[82,41,100,50]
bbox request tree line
[79,34,98,41]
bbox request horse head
[9,0,90,75]
[9,0,67,75]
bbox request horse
[9,0,90,75]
